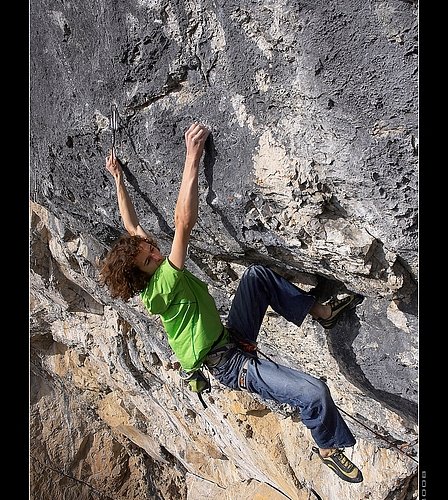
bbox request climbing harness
[238,359,250,390]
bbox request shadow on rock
[325,310,418,426]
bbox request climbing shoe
[313,447,363,483]
[316,293,364,329]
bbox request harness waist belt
[204,343,236,368]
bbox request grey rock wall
[30,1,418,499]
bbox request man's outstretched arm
[105,151,149,239]
[169,123,210,270]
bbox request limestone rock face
[30,1,418,499]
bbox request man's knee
[244,264,266,279]
[310,378,332,404]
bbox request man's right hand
[185,123,210,162]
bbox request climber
[99,122,364,483]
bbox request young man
[99,122,364,483]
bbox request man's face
[134,241,164,275]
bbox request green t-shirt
[140,258,228,371]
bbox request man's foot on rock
[316,293,364,329]
[313,447,363,483]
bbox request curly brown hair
[99,233,159,302]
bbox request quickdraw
[110,103,119,156]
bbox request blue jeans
[210,264,356,449]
